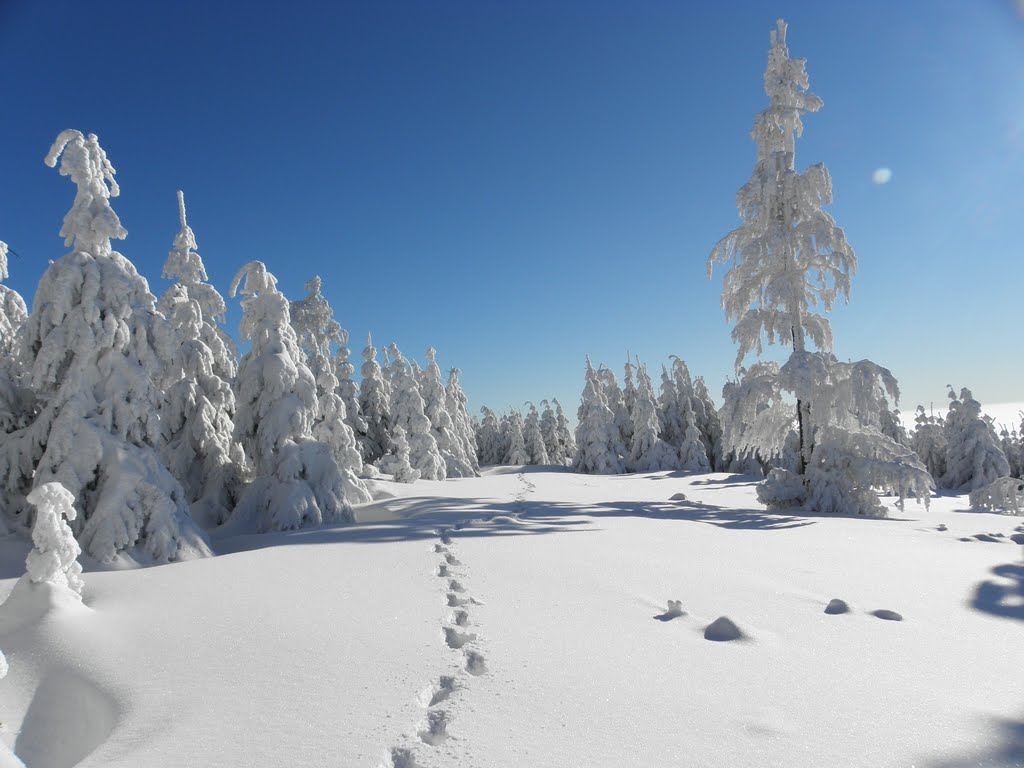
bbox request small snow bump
[704,616,745,642]
[824,598,850,615]
[871,609,903,622]
[670,492,688,501]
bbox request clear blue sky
[1,1,1022,419]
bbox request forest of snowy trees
[0,20,1021,581]
[0,130,482,566]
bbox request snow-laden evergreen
[911,405,947,483]
[336,337,367,451]
[25,482,84,596]
[539,400,563,465]
[476,407,504,466]
[0,241,33,444]
[600,367,633,451]
[523,402,550,465]
[0,241,27,362]
[678,397,712,473]
[629,364,680,472]
[942,387,1010,492]
[622,356,638,426]
[657,366,686,449]
[289,276,370,504]
[707,19,856,474]
[358,333,391,464]
[377,425,421,484]
[553,398,576,465]
[504,410,530,466]
[157,192,246,527]
[387,347,446,481]
[229,262,353,530]
[574,359,627,475]
[693,376,725,470]
[446,367,480,474]
[0,131,210,563]
[968,475,1024,514]
[421,348,475,477]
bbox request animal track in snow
[465,650,488,676]
[417,710,450,746]
[444,627,478,649]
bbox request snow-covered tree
[0,242,27,362]
[336,340,366,446]
[575,359,627,474]
[678,397,712,472]
[707,20,856,475]
[943,387,1010,492]
[377,425,421,484]
[25,482,84,596]
[999,425,1022,480]
[157,191,246,527]
[0,241,34,448]
[553,398,576,465]
[229,261,353,530]
[600,367,633,450]
[539,400,562,464]
[421,348,475,477]
[693,377,725,470]
[523,402,549,465]
[718,363,789,472]
[657,366,686,448]
[911,405,946,483]
[388,347,446,480]
[446,367,479,474]
[629,364,680,472]
[622,356,638,425]
[0,130,210,563]
[476,406,504,466]
[504,410,530,465]
[359,333,391,463]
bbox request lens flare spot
[872,167,893,185]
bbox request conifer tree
[601,367,633,450]
[574,359,626,474]
[943,387,1009,491]
[446,367,480,473]
[657,366,686,448]
[421,347,475,477]
[157,192,246,527]
[1,130,210,563]
[553,398,576,465]
[678,397,712,472]
[229,262,353,530]
[911,405,946,483]
[476,407,504,466]
[629,365,680,472]
[388,347,446,480]
[622,356,638,425]
[378,425,421,484]
[505,410,531,465]
[523,402,549,465]
[539,400,562,464]
[359,333,391,463]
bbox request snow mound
[14,668,118,768]
[669,492,688,501]
[0,578,88,630]
[870,609,903,622]
[704,615,745,641]
[824,598,850,615]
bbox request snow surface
[1,468,1021,767]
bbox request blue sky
[1,1,1022,420]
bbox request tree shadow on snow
[970,563,1024,622]
[923,715,1024,767]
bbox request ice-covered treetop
[291,275,347,360]
[162,191,228,323]
[0,241,8,282]
[758,19,822,161]
[44,130,127,258]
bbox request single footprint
[428,676,457,707]
[974,533,1004,543]
[439,532,453,545]
[447,593,472,607]
[465,650,488,676]
[443,627,478,649]
[418,710,449,746]
[653,599,686,622]
[449,580,467,593]
[445,553,462,566]
[704,616,745,642]
[437,564,450,578]
[452,609,470,627]
[390,747,422,768]
[824,598,850,615]
[434,544,449,554]
[871,609,903,622]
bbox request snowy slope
[1,468,1021,768]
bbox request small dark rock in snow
[704,616,744,641]
[670,492,688,501]
[871,609,903,622]
[824,598,850,615]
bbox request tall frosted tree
[707,20,855,475]
[657,366,686,448]
[0,241,33,445]
[678,397,712,473]
[553,398,576,465]
[504,409,530,466]
[359,333,391,463]
[229,262,353,530]
[523,402,549,465]
[0,242,27,363]
[0,131,211,563]
[476,407,504,466]
[539,400,562,464]
[911,405,946,483]
[157,192,246,527]
[622,356,638,425]
[942,387,1009,491]
[707,23,929,516]
[600,367,633,450]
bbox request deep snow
[0,468,1021,768]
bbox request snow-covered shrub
[25,482,84,596]
[943,387,1010,492]
[629,364,680,472]
[377,426,421,484]
[969,476,1024,514]
[157,192,246,527]
[229,261,353,530]
[0,131,211,563]
[756,468,805,509]
[575,359,626,475]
